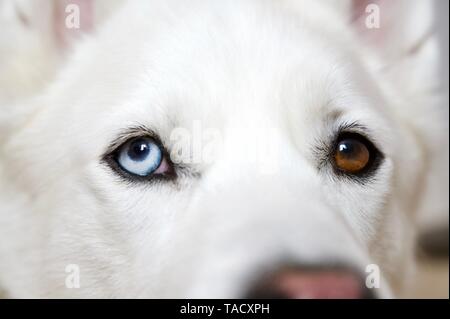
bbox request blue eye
[116,137,163,176]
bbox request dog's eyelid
[336,121,382,148]
[337,121,369,135]
[104,125,165,155]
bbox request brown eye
[334,135,372,174]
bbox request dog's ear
[0,0,125,90]
[352,0,448,247]
[52,0,95,49]
[0,0,122,142]
[49,0,122,50]
[0,0,90,140]
[351,0,441,92]
[5,0,126,58]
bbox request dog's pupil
[338,141,354,156]
[338,140,364,159]
[128,139,150,162]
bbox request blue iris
[117,137,163,176]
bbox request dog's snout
[245,265,375,299]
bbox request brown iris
[334,137,371,174]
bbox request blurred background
[409,0,449,299]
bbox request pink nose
[246,266,374,299]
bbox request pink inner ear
[53,0,94,49]
[350,0,390,48]
[351,0,369,21]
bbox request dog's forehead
[42,0,386,152]
[70,1,358,122]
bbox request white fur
[0,0,447,298]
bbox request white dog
[0,0,447,298]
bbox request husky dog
[0,0,447,298]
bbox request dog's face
[0,0,446,298]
